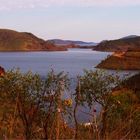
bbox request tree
[0,69,44,139]
[0,69,72,139]
[38,70,71,139]
[75,70,121,139]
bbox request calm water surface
[0,49,111,77]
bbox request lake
[0,48,111,77]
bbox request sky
[0,0,140,42]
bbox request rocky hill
[96,51,140,70]
[0,29,67,51]
[94,36,140,52]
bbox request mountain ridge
[93,35,140,52]
[48,39,97,46]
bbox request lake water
[0,48,111,77]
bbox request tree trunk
[101,106,108,139]
[43,125,49,139]
[25,126,32,140]
[56,94,61,140]
[74,102,78,139]
[74,79,81,139]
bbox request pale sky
[0,0,140,42]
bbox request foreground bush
[0,69,71,139]
[0,69,139,139]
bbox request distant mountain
[94,36,140,52]
[0,29,67,51]
[48,39,97,46]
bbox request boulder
[0,66,5,76]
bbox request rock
[0,66,5,76]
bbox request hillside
[96,51,140,70]
[0,29,67,51]
[94,36,140,52]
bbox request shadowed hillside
[123,72,140,92]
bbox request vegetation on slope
[0,29,67,51]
